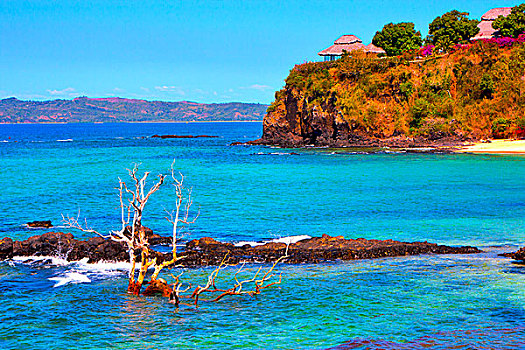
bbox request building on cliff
[318,35,385,61]
[471,7,512,40]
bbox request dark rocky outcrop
[26,220,53,228]
[0,238,14,259]
[180,234,480,267]
[7,232,129,263]
[501,247,525,261]
[0,232,481,266]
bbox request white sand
[455,139,525,154]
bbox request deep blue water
[1,122,525,349]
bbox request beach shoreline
[454,139,525,154]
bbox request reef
[0,232,481,265]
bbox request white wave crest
[56,139,73,142]
[49,272,91,287]
[234,235,311,247]
[12,255,70,266]
[74,258,133,272]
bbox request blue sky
[0,0,520,104]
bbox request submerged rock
[0,232,481,266]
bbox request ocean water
[1,122,525,349]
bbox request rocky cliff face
[259,87,449,148]
[260,88,344,147]
[254,41,525,148]
[257,86,466,148]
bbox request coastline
[454,139,525,154]
[0,120,263,125]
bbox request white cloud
[47,87,77,96]
[241,84,272,91]
[154,85,186,95]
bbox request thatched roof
[334,35,362,44]
[481,7,512,21]
[471,7,512,41]
[319,42,366,56]
[318,35,385,56]
[364,43,386,54]
[472,20,499,40]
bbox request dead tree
[188,250,288,307]
[64,164,169,294]
[64,163,286,304]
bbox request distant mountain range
[0,97,268,123]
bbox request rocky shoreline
[0,232,485,266]
[233,136,467,153]
[249,133,469,150]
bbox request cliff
[0,97,267,123]
[256,40,525,148]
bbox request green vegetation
[372,22,422,56]
[270,40,525,139]
[427,10,480,51]
[493,4,525,38]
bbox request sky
[0,0,521,104]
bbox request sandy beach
[455,139,525,154]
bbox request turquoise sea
[1,122,525,349]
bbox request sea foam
[234,234,311,247]
[49,272,91,287]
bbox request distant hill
[0,97,268,123]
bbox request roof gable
[481,7,512,21]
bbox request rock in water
[501,247,525,261]
[26,220,53,228]
[0,232,482,265]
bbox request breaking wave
[234,234,311,247]
[10,256,138,288]
[49,272,91,287]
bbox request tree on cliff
[493,4,525,38]
[64,163,286,306]
[372,22,422,56]
[427,10,480,51]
